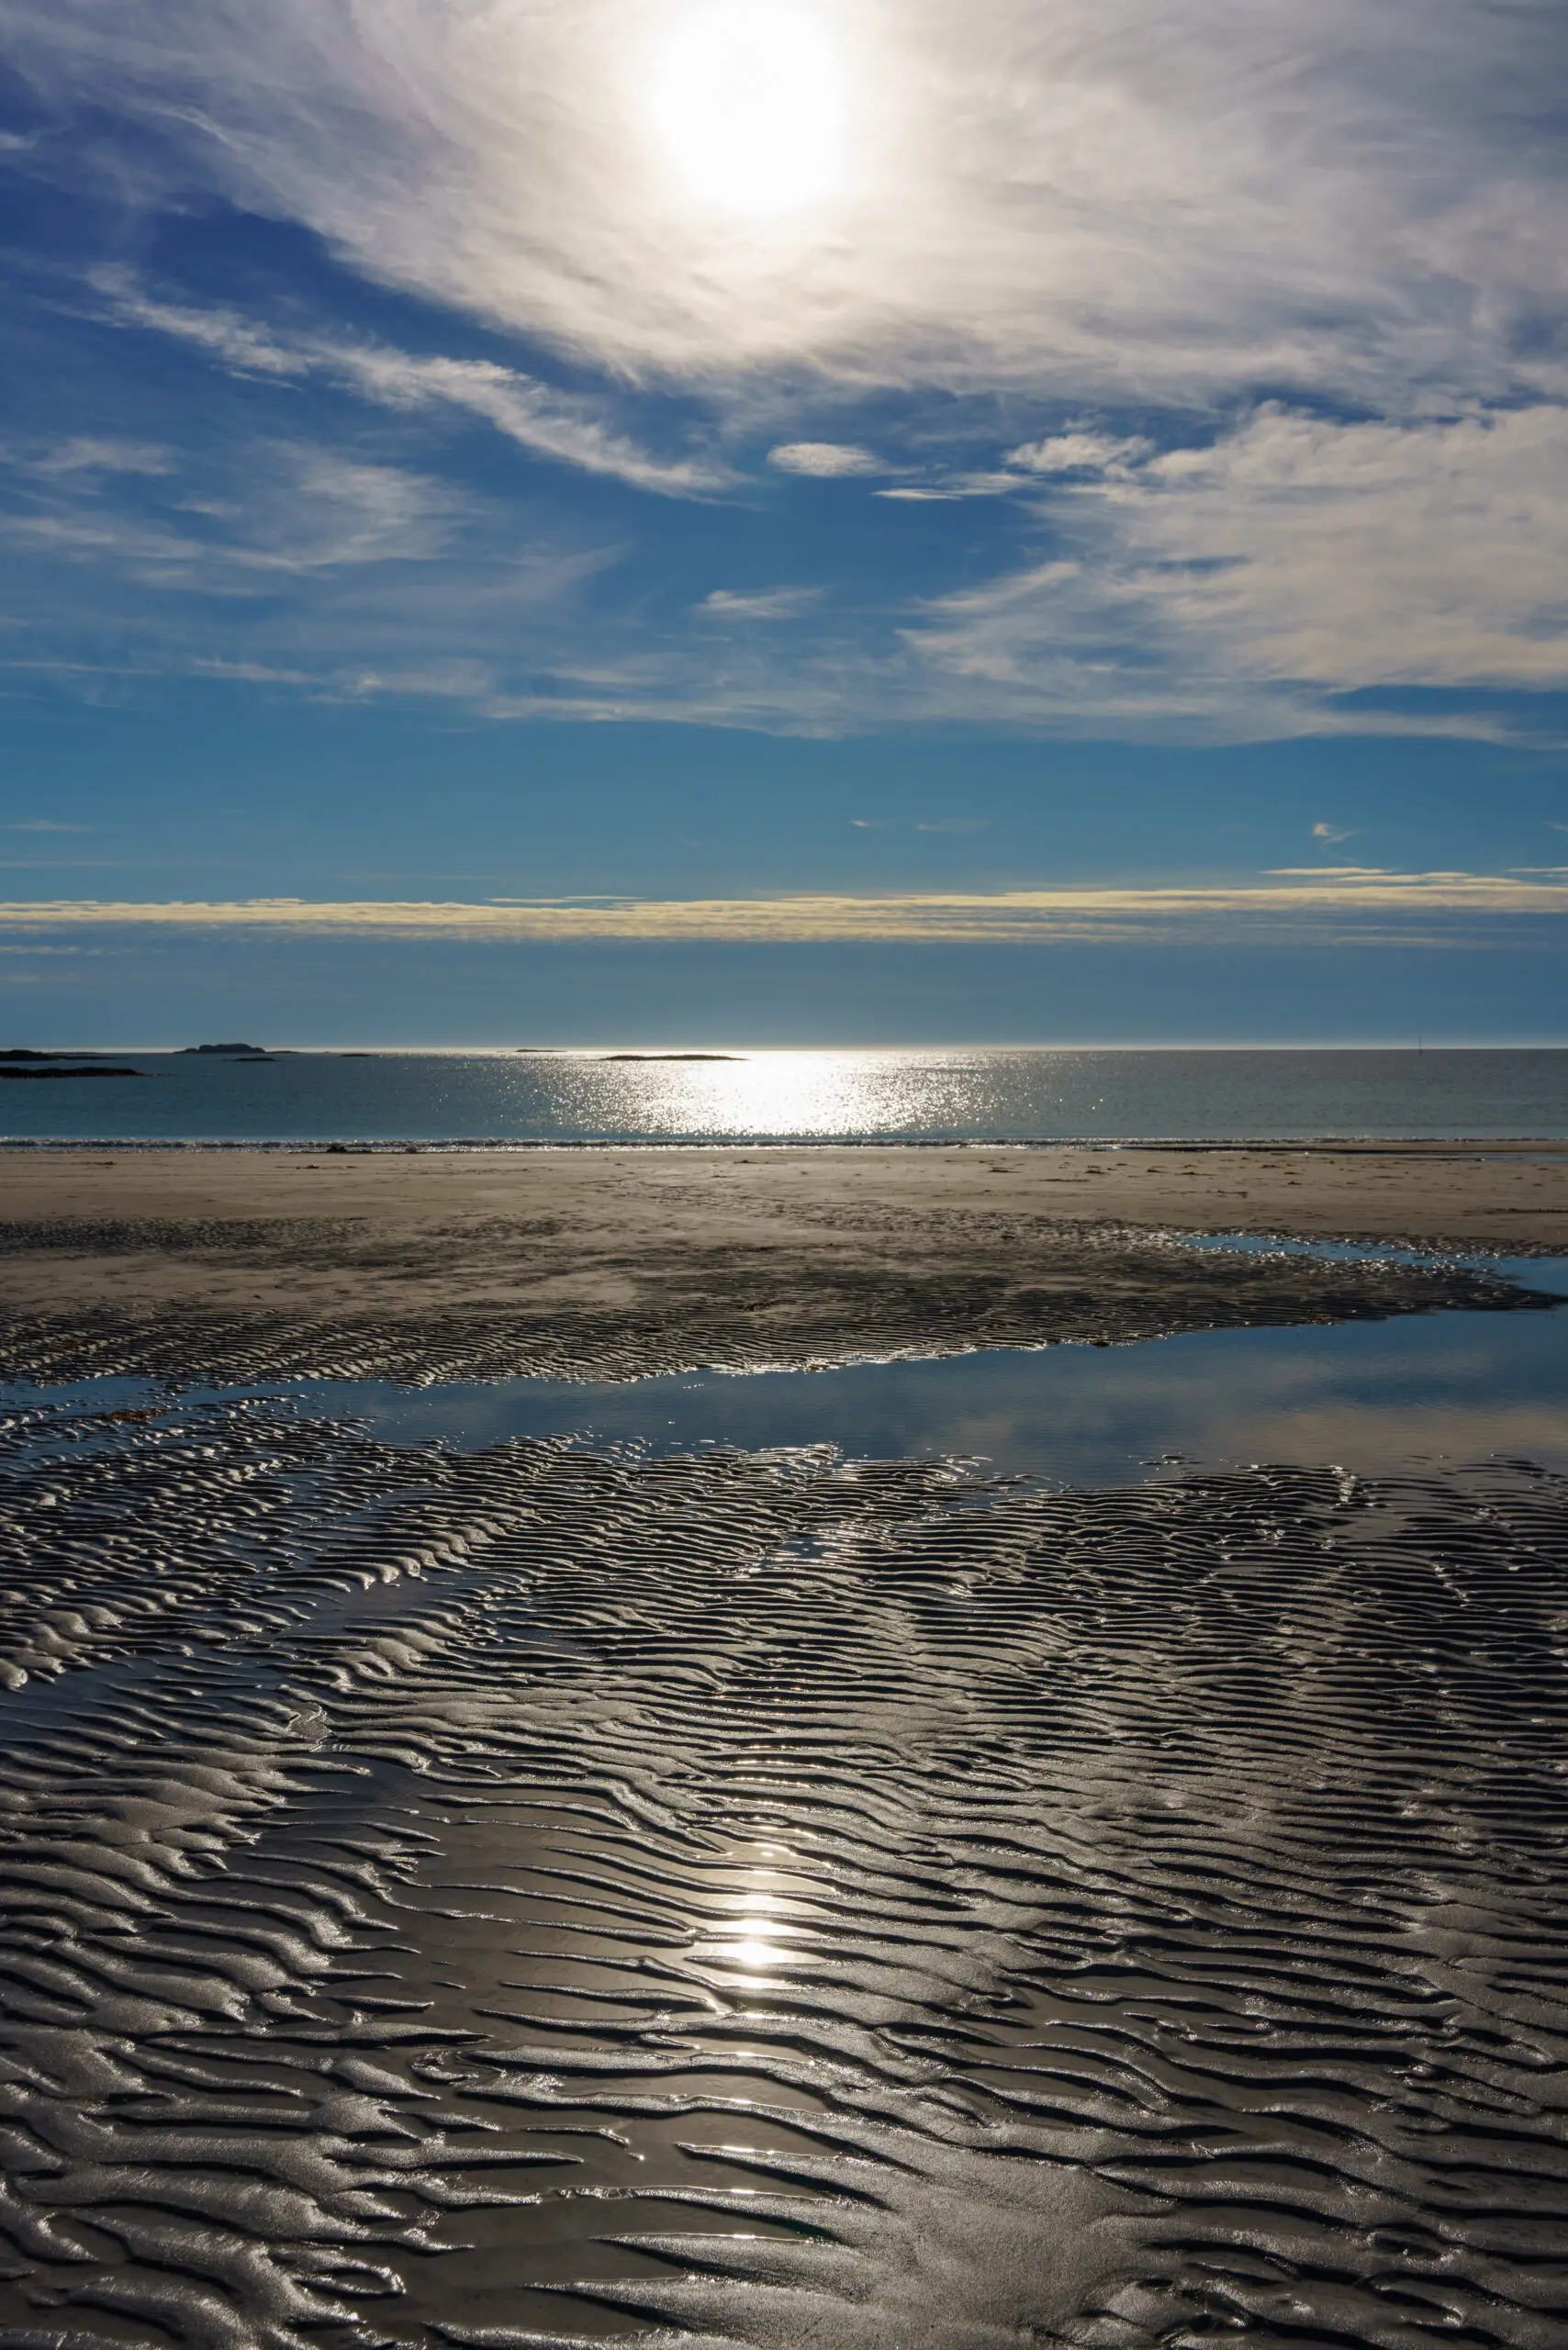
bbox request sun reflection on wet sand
[703,1861,809,1977]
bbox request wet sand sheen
[0,1401,1564,2347]
[0,1147,1564,2348]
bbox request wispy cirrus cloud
[8,0,1562,412]
[31,436,174,477]
[767,444,887,478]
[700,587,820,621]
[6,395,1566,742]
[1006,433,1152,475]
[875,475,1020,503]
[0,413,622,696]
[907,404,1568,727]
[3,869,1562,946]
[1,0,1565,746]
[96,276,724,498]
[0,0,1562,1068]
[0,444,463,582]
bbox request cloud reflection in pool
[270,1269,1568,1484]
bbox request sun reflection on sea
[566,1048,984,1138]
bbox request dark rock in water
[0,1047,72,1060]
[601,1051,744,1061]
[232,1055,276,1063]
[181,1041,266,1055]
[0,1064,141,1080]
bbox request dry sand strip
[0,1143,1562,1383]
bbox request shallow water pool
[9,1253,1567,1485]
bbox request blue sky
[0,0,1564,1043]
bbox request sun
[649,4,843,218]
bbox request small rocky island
[181,1042,268,1056]
[600,1052,743,1062]
[0,1062,141,1080]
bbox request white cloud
[0,447,462,583]
[875,474,1020,501]
[322,343,726,497]
[767,443,886,477]
[1006,433,1151,475]
[7,0,1562,412]
[0,870,1561,945]
[700,586,819,621]
[907,404,1568,729]
[1,3,1562,747]
[1312,822,1355,845]
[13,256,1568,742]
[246,453,460,573]
[1124,406,1568,692]
[93,285,306,378]
[337,658,497,700]
[17,389,1568,735]
[97,277,723,497]
[32,437,175,477]
[0,410,625,711]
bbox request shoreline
[0,1142,1563,1383]
[2,1133,1566,1151]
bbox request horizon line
[13,1040,1568,1057]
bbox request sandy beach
[0,1140,1563,1382]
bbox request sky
[0,0,1564,1045]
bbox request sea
[2,1042,1565,1143]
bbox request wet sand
[1,1400,1564,2349]
[0,1141,1564,1382]
[2,1147,1566,2349]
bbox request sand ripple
[0,1399,1564,2348]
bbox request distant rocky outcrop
[0,1066,141,1080]
[600,1053,743,1062]
[181,1043,267,1056]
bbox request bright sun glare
[649,4,842,217]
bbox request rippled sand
[2,1393,1565,2350]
